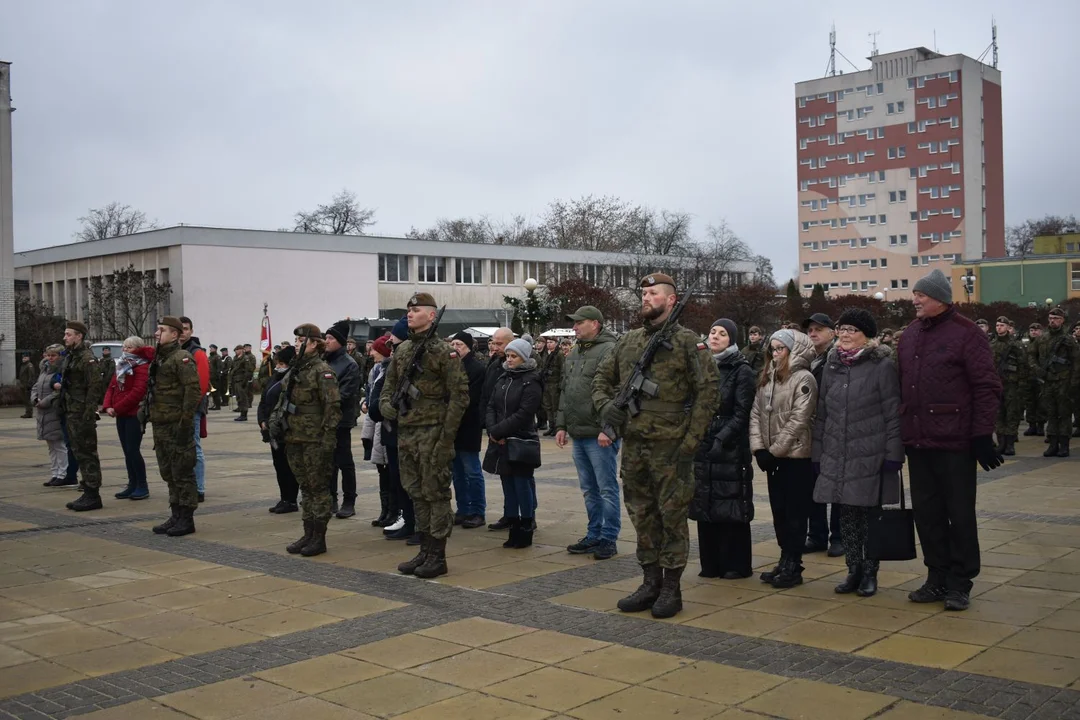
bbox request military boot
[336,495,355,519]
[760,552,787,584]
[1043,437,1060,457]
[234,411,247,422]
[69,489,103,512]
[770,554,804,589]
[153,505,180,534]
[1023,423,1039,436]
[834,564,862,594]
[300,521,328,557]
[1003,435,1016,456]
[1057,436,1070,458]
[651,567,685,618]
[372,472,391,526]
[397,534,429,575]
[617,564,663,612]
[995,435,1007,454]
[166,506,196,537]
[414,537,448,578]
[287,520,314,554]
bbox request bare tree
[294,189,376,235]
[406,215,541,246]
[83,265,172,340]
[537,195,639,252]
[1006,214,1079,256]
[75,203,157,242]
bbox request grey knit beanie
[770,329,796,351]
[506,338,532,360]
[913,269,953,305]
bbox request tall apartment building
[795,47,1004,296]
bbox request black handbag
[505,436,542,468]
[866,469,917,562]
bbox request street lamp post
[523,278,538,336]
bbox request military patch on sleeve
[449,351,459,359]
[323,372,334,379]
[182,357,190,364]
[696,342,707,351]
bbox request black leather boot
[152,504,180,535]
[488,516,512,531]
[834,564,862,594]
[414,537,448,578]
[300,520,328,556]
[69,489,103,512]
[1057,436,1070,458]
[760,552,786,584]
[502,518,520,549]
[372,466,391,527]
[1003,435,1016,456]
[770,554,804,589]
[651,567,685,618]
[166,506,196,537]
[1044,436,1060,457]
[617,565,663,612]
[397,534,429,575]
[856,564,878,597]
[515,518,535,548]
[1023,423,1038,436]
[336,495,356,519]
[287,520,314,554]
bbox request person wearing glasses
[750,328,817,589]
[811,309,903,598]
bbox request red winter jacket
[102,346,155,418]
[896,306,1002,452]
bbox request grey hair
[124,336,145,349]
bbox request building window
[1073,262,1080,291]
[901,279,909,288]
[910,257,920,267]
[610,266,632,287]
[491,260,516,285]
[455,258,482,284]
[891,279,899,289]
[378,254,410,282]
[582,264,601,285]
[418,256,446,283]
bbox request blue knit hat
[391,317,409,341]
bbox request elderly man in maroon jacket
[897,269,1003,612]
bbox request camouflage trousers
[620,438,694,569]
[542,388,560,427]
[1026,381,1045,424]
[66,412,102,491]
[1042,380,1074,435]
[399,424,454,540]
[152,422,199,508]
[287,441,334,522]
[995,387,1025,436]
[233,386,250,412]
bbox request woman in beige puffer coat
[750,329,818,589]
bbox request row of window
[886,101,906,114]
[802,237,880,251]
[802,214,888,231]
[910,162,962,178]
[377,254,523,285]
[909,116,960,133]
[921,230,963,243]
[911,207,963,221]
[799,116,960,151]
[917,139,960,154]
[919,184,962,199]
[803,257,892,273]
[918,92,958,109]
[801,162,961,192]
[909,71,959,88]
[797,82,885,107]
[909,253,962,266]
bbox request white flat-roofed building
[15,225,755,345]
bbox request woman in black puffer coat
[690,319,757,579]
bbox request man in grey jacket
[555,306,621,560]
[325,320,361,518]
[802,313,843,557]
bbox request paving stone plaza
[1,407,1079,719]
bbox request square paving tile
[143,585,234,610]
[961,599,1057,626]
[52,640,180,675]
[254,584,354,607]
[175,566,263,585]
[147,625,265,655]
[486,666,627,712]
[999,626,1080,658]
[487,630,610,664]
[103,610,215,639]
[228,608,339,637]
[435,568,523,589]
[740,678,895,720]
[957,646,1080,687]
[569,685,722,720]
[877,700,1005,719]
[22,588,124,612]
[1036,608,1080,632]
[977,584,1079,608]
[416,617,536,647]
[69,699,192,719]
[158,677,305,719]
[230,696,378,720]
[211,575,304,596]
[0,642,37,668]
[104,577,197,600]
[342,633,470,669]
[305,593,406,619]
[856,634,983,669]
[765,619,889,652]
[319,672,464,717]
[814,603,926,632]
[184,597,285,623]
[61,599,164,625]
[899,614,1021,646]
[142,559,222,576]
[410,648,543,689]
[0,659,86,699]
[255,653,390,694]
[393,691,552,720]
[680,584,770,607]
[684,608,797,637]
[559,644,691,684]
[8,624,129,658]
[737,594,841,618]
[550,587,628,612]
[644,661,786,705]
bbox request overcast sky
[3,1,1078,277]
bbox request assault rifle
[1036,334,1069,385]
[390,306,446,417]
[270,342,306,448]
[600,284,696,441]
[139,359,158,435]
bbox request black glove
[972,435,1003,472]
[602,403,628,430]
[177,424,193,446]
[754,449,777,473]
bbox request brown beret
[640,272,677,291]
[158,316,184,333]
[975,318,989,325]
[406,292,437,308]
[293,323,323,339]
[66,320,88,336]
[995,316,1011,325]
[1029,322,1042,330]
[1049,306,1066,318]
[234,344,244,351]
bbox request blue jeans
[572,437,622,542]
[116,416,147,489]
[452,451,486,517]
[501,475,536,519]
[193,411,205,493]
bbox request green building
[952,232,1080,306]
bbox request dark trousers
[697,521,752,577]
[115,417,147,490]
[807,501,841,545]
[499,474,536,519]
[386,444,415,530]
[907,448,980,593]
[330,426,356,501]
[767,458,815,556]
[270,442,298,503]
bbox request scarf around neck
[836,345,868,366]
[115,351,148,379]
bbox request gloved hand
[754,449,777,473]
[882,459,904,473]
[602,403,628,429]
[972,435,1003,472]
[433,444,455,468]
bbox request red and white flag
[260,306,272,353]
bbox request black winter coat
[479,354,504,429]
[367,359,396,448]
[455,352,486,452]
[690,350,756,524]
[484,362,543,478]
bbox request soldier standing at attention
[743,326,767,377]
[230,344,252,421]
[540,336,563,437]
[146,317,202,536]
[59,321,104,511]
[207,345,222,410]
[1073,321,1080,438]
[219,346,233,409]
[975,318,991,340]
[18,353,36,418]
[1034,307,1079,457]
[1024,323,1045,437]
[273,325,341,557]
[593,273,720,618]
[991,316,1028,457]
[379,293,469,579]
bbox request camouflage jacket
[542,347,563,390]
[272,350,341,444]
[208,352,222,381]
[592,320,720,445]
[743,340,767,377]
[98,357,116,397]
[147,341,201,426]
[1033,327,1079,386]
[991,335,1028,389]
[17,360,36,389]
[378,330,468,444]
[59,342,101,417]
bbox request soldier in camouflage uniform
[1024,323,1045,436]
[540,336,563,437]
[270,325,341,557]
[593,273,720,618]
[1073,321,1080,437]
[254,350,272,394]
[219,347,233,409]
[207,345,223,410]
[97,346,116,404]
[991,316,1028,457]
[379,293,469,579]
[18,353,36,418]
[58,321,104,511]
[145,317,202,536]
[743,326,767,377]
[976,318,991,340]
[230,344,252,420]
[1034,307,1080,457]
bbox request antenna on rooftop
[992,17,998,68]
[827,24,837,77]
[869,31,880,57]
